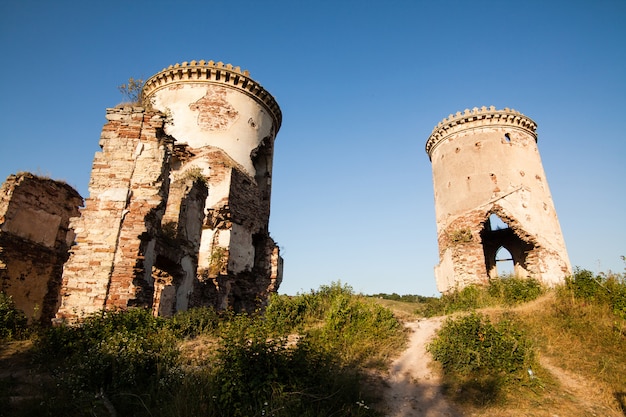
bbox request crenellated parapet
[142,60,282,132]
[425,106,537,159]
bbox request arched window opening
[489,213,509,230]
[495,246,515,277]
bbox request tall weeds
[6,282,404,416]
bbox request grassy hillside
[1,269,625,417]
[374,269,626,416]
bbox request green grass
[2,268,625,416]
[423,267,626,414]
[418,275,545,317]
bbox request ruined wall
[0,173,82,322]
[56,60,283,319]
[426,106,571,293]
[5,61,282,321]
[56,107,173,321]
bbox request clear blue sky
[1,0,624,296]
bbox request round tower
[142,60,281,177]
[143,61,283,310]
[426,106,570,293]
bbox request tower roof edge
[425,106,537,159]
[142,60,282,133]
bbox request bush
[35,308,180,414]
[421,278,544,317]
[22,284,404,416]
[168,306,220,338]
[0,292,28,340]
[564,268,626,319]
[117,77,144,104]
[264,292,320,332]
[487,276,544,305]
[428,312,536,405]
[422,284,488,317]
[210,312,379,417]
[319,292,403,367]
[429,312,534,375]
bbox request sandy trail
[380,317,463,417]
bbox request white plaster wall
[228,223,254,273]
[141,239,157,286]
[176,255,195,311]
[198,228,216,269]
[434,248,455,293]
[196,166,231,270]
[198,229,232,271]
[150,83,274,177]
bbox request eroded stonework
[426,106,571,293]
[0,173,82,323]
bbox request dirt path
[538,357,624,417]
[380,317,463,417]
[377,299,625,417]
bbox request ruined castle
[1,61,283,322]
[0,61,572,322]
[426,106,571,293]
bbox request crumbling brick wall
[55,99,281,320]
[190,162,282,312]
[0,173,82,323]
[6,61,284,321]
[56,107,173,321]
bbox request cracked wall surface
[426,107,571,293]
[0,173,82,322]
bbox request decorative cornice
[142,60,282,132]
[425,106,537,159]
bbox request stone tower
[56,60,282,320]
[142,60,283,312]
[425,106,570,294]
